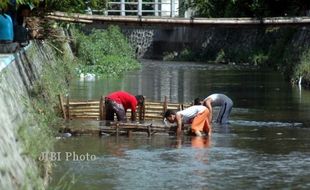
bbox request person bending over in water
[105,91,144,122]
[164,105,211,136]
[194,94,233,124]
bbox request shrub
[294,49,310,83]
[251,52,268,66]
[73,25,140,77]
[215,49,226,63]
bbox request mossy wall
[0,41,60,189]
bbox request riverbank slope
[0,39,73,189]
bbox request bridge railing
[92,0,179,17]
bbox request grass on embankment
[17,24,141,189]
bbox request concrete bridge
[46,11,310,60]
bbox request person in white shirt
[164,105,211,136]
[195,94,233,124]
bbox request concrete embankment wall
[100,24,310,86]
[0,41,54,189]
[121,25,309,61]
[89,23,310,61]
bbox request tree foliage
[182,0,310,17]
[1,0,39,10]
[0,0,107,13]
[44,0,107,13]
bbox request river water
[50,60,310,189]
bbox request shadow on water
[51,60,310,189]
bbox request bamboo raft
[58,95,192,136]
[60,121,184,137]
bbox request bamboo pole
[138,99,144,122]
[99,96,105,120]
[69,101,100,105]
[116,123,119,137]
[163,96,167,119]
[143,116,163,119]
[145,105,165,109]
[58,95,67,120]
[144,110,165,114]
[69,109,100,112]
[70,115,99,118]
[66,95,70,120]
[69,113,100,116]
[45,15,93,23]
[145,107,166,111]
[69,116,99,120]
[127,130,132,137]
[147,124,151,137]
[145,102,162,105]
[142,99,145,121]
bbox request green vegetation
[14,26,139,184]
[44,0,106,13]
[181,0,310,17]
[17,42,76,189]
[162,25,310,87]
[294,49,310,86]
[14,25,140,188]
[49,171,76,190]
[251,52,268,66]
[215,49,226,63]
[72,25,140,77]
[1,0,106,12]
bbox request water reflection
[51,129,310,190]
[191,136,211,149]
[70,60,310,127]
[51,60,310,189]
[173,136,211,149]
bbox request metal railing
[102,0,179,17]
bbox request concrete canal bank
[0,41,65,189]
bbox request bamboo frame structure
[58,95,193,137]
[58,95,190,121]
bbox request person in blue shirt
[0,7,19,53]
[0,11,14,42]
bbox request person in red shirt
[105,91,144,122]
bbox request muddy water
[50,60,310,189]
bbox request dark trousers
[105,98,126,122]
